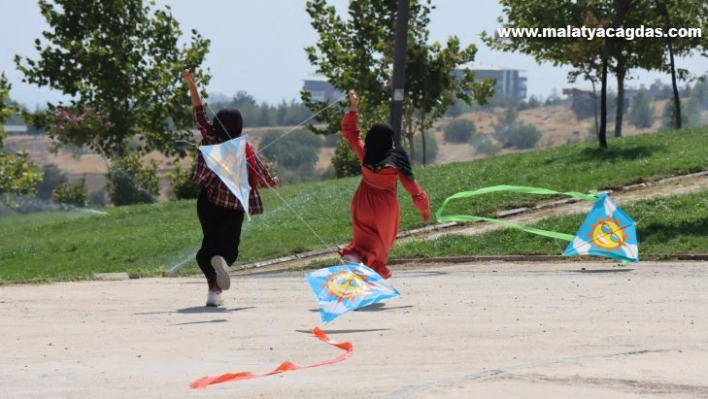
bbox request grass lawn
[1,127,707,283]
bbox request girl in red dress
[338,90,431,279]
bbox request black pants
[196,189,245,289]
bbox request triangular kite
[563,192,639,263]
[305,263,401,324]
[199,135,252,220]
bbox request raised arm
[340,90,365,161]
[182,69,202,109]
[182,68,216,142]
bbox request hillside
[4,99,701,199]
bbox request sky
[0,0,706,108]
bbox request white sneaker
[206,290,224,307]
[342,253,362,264]
[211,256,231,291]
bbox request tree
[628,90,654,128]
[405,35,494,163]
[259,129,321,170]
[0,72,43,205]
[482,0,708,148]
[15,0,211,159]
[412,131,438,164]
[303,0,492,173]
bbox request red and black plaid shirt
[190,105,278,213]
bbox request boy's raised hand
[182,68,195,86]
[348,89,359,112]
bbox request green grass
[1,127,707,283]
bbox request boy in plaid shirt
[182,69,278,307]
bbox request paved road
[1,261,707,398]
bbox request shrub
[0,151,43,206]
[106,152,159,206]
[89,189,107,206]
[443,119,476,143]
[167,163,200,200]
[507,123,542,149]
[52,176,89,207]
[470,135,501,156]
[331,135,361,178]
[36,163,67,200]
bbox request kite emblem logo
[589,216,627,251]
[325,270,372,303]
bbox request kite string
[253,93,348,157]
[203,95,349,256]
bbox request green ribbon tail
[435,185,598,242]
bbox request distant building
[3,125,28,135]
[302,65,528,102]
[302,76,345,102]
[456,65,527,100]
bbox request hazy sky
[1,0,705,108]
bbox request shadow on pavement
[571,268,635,273]
[295,328,392,335]
[172,319,229,326]
[176,306,255,314]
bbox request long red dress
[338,112,430,278]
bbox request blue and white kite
[306,264,401,324]
[563,192,639,263]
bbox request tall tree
[303,0,492,174]
[15,0,210,159]
[0,73,43,204]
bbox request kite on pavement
[562,192,638,263]
[306,263,401,324]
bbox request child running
[338,90,431,279]
[182,68,278,307]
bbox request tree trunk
[615,65,626,138]
[591,78,599,137]
[404,113,416,163]
[420,109,427,166]
[599,0,634,148]
[658,0,682,128]
[599,47,609,148]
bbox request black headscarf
[363,123,415,180]
[212,109,243,142]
